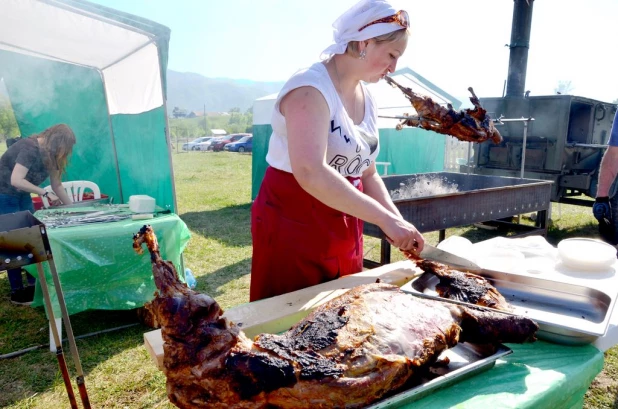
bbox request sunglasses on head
[358,10,409,32]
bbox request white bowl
[557,238,617,271]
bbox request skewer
[378,115,441,125]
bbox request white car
[182,137,212,151]
[195,137,218,151]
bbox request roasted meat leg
[134,225,537,409]
[384,75,502,144]
[415,259,512,312]
[402,251,511,312]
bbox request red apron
[250,166,363,301]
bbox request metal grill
[363,172,553,266]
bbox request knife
[420,244,482,271]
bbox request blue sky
[90,0,618,102]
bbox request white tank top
[266,62,380,177]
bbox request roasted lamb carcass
[133,225,537,409]
[384,75,502,144]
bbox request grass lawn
[0,150,617,408]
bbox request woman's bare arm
[10,164,72,205]
[49,172,73,204]
[10,164,47,196]
[597,146,618,197]
[362,163,424,250]
[361,163,401,217]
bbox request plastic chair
[41,180,101,208]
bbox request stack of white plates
[557,238,617,271]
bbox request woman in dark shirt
[0,124,76,305]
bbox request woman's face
[362,35,408,83]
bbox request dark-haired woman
[0,123,76,304]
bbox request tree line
[0,95,19,141]
[169,106,253,140]
[0,99,253,144]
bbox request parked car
[209,133,251,152]
[200,137,226,151]
[182,136,212,151]
[224,135,253,153]
[194,137,216,151]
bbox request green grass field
[0,150,617,408]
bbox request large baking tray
[367,343,512,408]
[52,197,111,208]
[401,269,615,345]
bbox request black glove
[593,197,611,223]
[594,197,617,244]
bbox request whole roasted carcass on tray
[384,75,503,144]
[133,226,537,409]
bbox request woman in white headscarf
[250,0,424,301]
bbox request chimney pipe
[505,0,534,98]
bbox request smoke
[391,174,459,200]
[0,50,117,195]
[0,51,99,121]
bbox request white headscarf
[321,0,405,59]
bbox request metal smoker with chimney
[462,0,617,207]
[364,0,616,268]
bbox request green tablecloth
[395,341,603,409]
[27,212,190,316]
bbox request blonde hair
[346,28,409,58]
[35,124,76,177]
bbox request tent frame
[1,0,178,211]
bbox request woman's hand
[381,216,425,254]
[43,191,61,206]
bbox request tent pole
[154,44,179,214]
[100,40,155,71]
[98,69,125,205]
[155,47,182,270]
[163,105,179,213]
[0,41,96,70]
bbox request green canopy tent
[0,0,177,211]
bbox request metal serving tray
[367,343,512,408]
[52,197,111,208]
[401,270,615,345]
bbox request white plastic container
[557,238,617,271]
[129,195,155,213]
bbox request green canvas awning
[0,0,177,211]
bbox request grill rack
[363,172,553,268]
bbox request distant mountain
[166,70,284,114]
[1,69,283,114]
